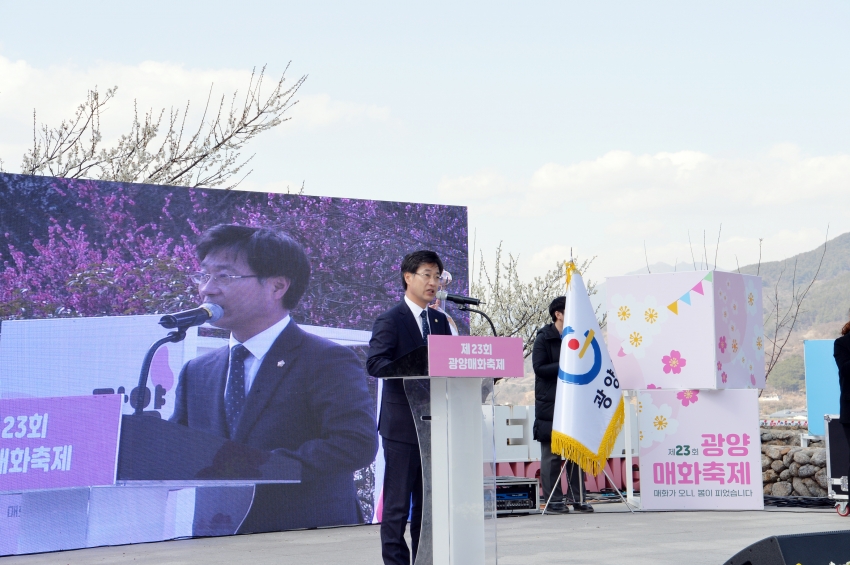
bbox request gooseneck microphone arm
[134,304,224,415]
[457,304,498,337]
[134,328,188,415]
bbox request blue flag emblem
[558,326,602,385]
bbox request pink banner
[637,388,763,510]
[0,395,122,491]
[427,335,524,378]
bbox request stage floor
[3,504,847,564]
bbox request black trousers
[842,423,850,484]
[541,443,584,504]
[381,438,423,565]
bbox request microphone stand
[457,304,498,337]
[133,326,190,416]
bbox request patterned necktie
[420,309,430,344]
[224,344,250,438]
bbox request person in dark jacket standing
[834,311,850,489]
[532,296,592,513]
[367,250,453,565]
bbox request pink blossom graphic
[647,384,659,389]
[718,336,727,353]
[721,371,728,383]
[661,350,687,374]
[750,373,756,386]
[717,361,722,371]
[676,389,699,407]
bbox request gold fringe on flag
[565,260,579,290]
[550,397,625,476]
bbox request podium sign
[427,335,524,378]
[0,395,121,492]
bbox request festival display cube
[606,270,765,390]
[636,388,763,510]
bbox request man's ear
[270,277,291,301]
[403,272,414,287]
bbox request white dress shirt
[225,315,291,397]
[404,295,431,338]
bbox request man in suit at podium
[170,224,378,533]
[366,250,453,565]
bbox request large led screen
[0,173,468,555]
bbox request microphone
[436,290,482,306]
[159,304,224,329]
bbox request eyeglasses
[413,272,442,283]
[189,272,259,286]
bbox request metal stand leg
[601,467,634,513]
[541,460,567,515]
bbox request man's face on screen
[197,249,290,342]
[404,262,441,309]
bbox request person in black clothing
[367,250,453,565]
[834,311,850,489]
[532,296,593,514]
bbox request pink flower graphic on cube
[717,361,722,371]
[750,373,756,386]
[718,336,727,353]
[661,350,687,374]
[676,389,699,407]
[721,371,728,383]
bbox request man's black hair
[196,224,311,310]
[400,250,443,290]
[549,296,566,322]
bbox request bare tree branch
[763,227,829,382]
[714,223,722,267]
[470,244,604,358]
[19,65,306,189]
[688,229,697,270]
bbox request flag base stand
[541,458,635,514]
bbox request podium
[116,415,303,538]
[0,396,303,554]
[376,335,524,565]
[117,414,301,484]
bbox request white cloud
[451,148,850,213]
[456,147,850,279]
[294,94,390,128]
[0,55,390,168]
[437,171,513,200]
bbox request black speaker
[827,416,850,497]
[724,530,850,565]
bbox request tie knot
[231,344,250,362]
[420,310,427,319]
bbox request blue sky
[1,1,849,280]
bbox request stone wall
[760,429,828,497]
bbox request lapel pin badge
[277,360,285,367]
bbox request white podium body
[386,335,524,565]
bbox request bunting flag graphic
[551,261,624,475]
[667,271,713,315]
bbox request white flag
[551,262,624,475]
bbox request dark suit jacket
[366,300,452,444]
[170,321,378,531]
[835,333,850,423]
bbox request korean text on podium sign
[428,335,524,378]
[0,395,122,492]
